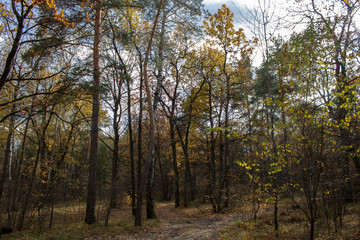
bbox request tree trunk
[110,102,119,209]
[157,145,167,201]
[137,65,143,193]
[85,1,101,225]
[170,121,180,208]
[0,117,14,200]
[146,6,166,217]
[146,156,156,219]
[127,78,136,216]
[182,109,195,206]
[208,82,217,212]
[274,191,278,236]
[310,216,314,240]
[135,0,163,226]
[223,71,230,208]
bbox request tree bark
[157,139,169,201]
[223,66,230,208]
[170,121,180,208]
[146,156,156,219]
[127,78,136,216]
[181,107,195,206]
[0,116,14,200]
[137,63,143,193]
[85,1,101,225]
[110,102,119,209]
[208,81,217,212]
[135,0,163,226]
[146,5,166,217]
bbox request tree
[0,0,70,93]
[202,4,253,211]
[159,25,199,208]
[135,0,164,226]
[85,0,102,225]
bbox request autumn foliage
[0,0,359,239]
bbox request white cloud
[232,0,258,8]
[203,0,263,9]
[355,11,360,30]
[203,0,226,3]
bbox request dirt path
[106,203,246,240]
[150,213,236,239]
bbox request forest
[0,0,359,239]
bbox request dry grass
[220,200,360,240]
[2,202,161,240]
[1,200,359,239]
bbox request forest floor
[96,202,248,240]
[3,200,360,239]
[3,201,244,240]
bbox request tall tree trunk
[146,156,156,219]
[161,61,181,207]
[274,189,278,235]
[208,82,217,212]
[182,108,195,206]
[146,4,167,217]
[110,103,119,209]
[85,1,101,225]
[137,64,143,193]
[271,112,279,235]
[1,116,14,228]
[127,78,136,216]
[0,116,15,200]
[216,99,224,212]
[223,71,230,208]
[170,74,180,208]
[170,121,180,208]
[135,0,163,226]
[157,139,169,201]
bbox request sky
[203,0,251,18]
[203,0,267,16]
[203,0,276,66]
[204,0,360,29]
[204,0,258,10]
[203,0,360,67]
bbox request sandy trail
[102,203,245,240]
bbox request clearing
[4,200,360,239]
[92,203,246,240]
